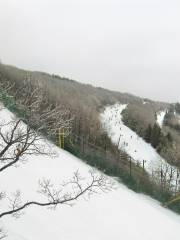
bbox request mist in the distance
[0,0,179,102]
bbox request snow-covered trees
[0,79,73,138]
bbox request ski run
[100,103,178,184]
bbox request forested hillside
[0,63,180,213]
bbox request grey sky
[0,0,180,102]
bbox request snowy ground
[100,103,178,177]
[156,110,166,128]
[0,105,180,240]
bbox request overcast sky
[0,0,180,102]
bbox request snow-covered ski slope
[156,110,166,128]
[100,103,177,176]
[0,105,180,240]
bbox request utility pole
[129,157,132,177]
[143,160,146,172]
[82,136,85,154]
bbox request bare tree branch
[0,171,114,219]
[0,119,51,173]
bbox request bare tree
[0,119,47,173]
[0,170,111,219]
[0,78,113,237]
[0,78,73,138]
[0,117,113,236]
[16,80,73,137]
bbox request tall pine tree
[144,124,152,143]
[150,123,161,148]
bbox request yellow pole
[59,128,65,149]
[62,128,65,149]
[59,128,61,148]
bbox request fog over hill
[0,0,180,102]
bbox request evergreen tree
[150,123,161,148]
[166,132,173,142]
[144,124,152,143]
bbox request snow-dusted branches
[39,170,113,205]
[0,171,113,219]
[0,77,73,138]
[13,80,74,137]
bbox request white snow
[156,110,166,128]
[100,103,178,176]
[143,101,148,105]
[0,105,180,240]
